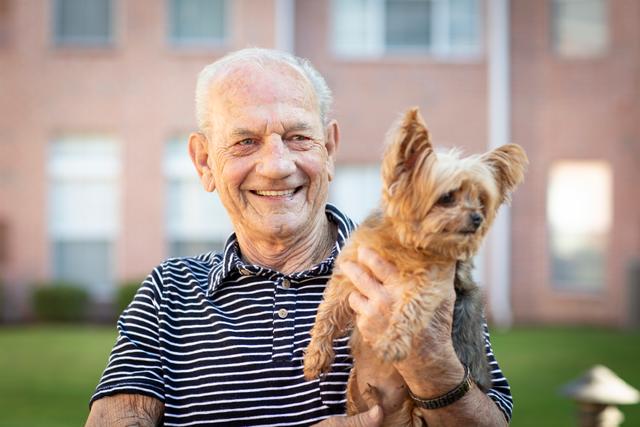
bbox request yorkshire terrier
[303,108,527,425]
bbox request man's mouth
[251,187,302,197]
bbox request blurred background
[0,0,639,426]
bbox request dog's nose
[470,212,483,229]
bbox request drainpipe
[487,0,513,327]
[275,0,295,52]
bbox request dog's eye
[437,191,455,206]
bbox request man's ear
[188,132,216,193]
[325,120,340,182]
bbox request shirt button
[282,279,291,289]
[239,268,251,276]
[277,308,288,319]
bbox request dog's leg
[346,367,362,415]
[304,273,355,379]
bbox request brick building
[0,0,638,326]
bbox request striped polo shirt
[91,205,513,426]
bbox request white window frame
[331,0,483,60]
[53,0,115,46]
[167,0,230,47]
[329,164,382,224]
[48,136,120,298]
[551,0,609,58]
[164,138,233,257]
[546,160,612,292]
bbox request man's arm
[394,301,508,427]
[85,394,164,427]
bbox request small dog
[303,108,527,425]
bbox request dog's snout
[470,212,483,229]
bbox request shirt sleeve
[90,266,165,405]
[483,322,513,422]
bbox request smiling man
[85,48,513,427]
[190,58,338,274]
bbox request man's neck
[235,218,337,275]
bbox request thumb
[313,405,383,427]
[343,405,383,427]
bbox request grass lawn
[0,326,638,427]
[0,326,117,427]
[490,327,640,427]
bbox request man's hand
[342,246,462,391]
[313,406,383,427]
[342,246,457,360]
[341,247,404,346]
[341,247,509,427]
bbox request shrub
[115,280,142,315]
[32,282,89,322]
[0,279,4,321]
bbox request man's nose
[256,135,296,178]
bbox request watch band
[408,365,473,410]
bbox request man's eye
[290,135,310,142]
[437,191,455,206]
[238,139,257,146]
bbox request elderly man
[86,48,512,427]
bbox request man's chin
[250,212,312,238]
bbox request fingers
[313,405,383,427]
[356,247,397,284]
[341,261,380,299]
[348,291,370,316]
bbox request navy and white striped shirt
[92,205,513,426]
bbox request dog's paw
[303,346,334,380]
[303,363,322,381]
[303,350,322,380]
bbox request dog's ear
[482,144,528,204]
[381,107,435,193]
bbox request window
[53,0,113,45]
[164,138,232,257]
[552,0,608,57]
[0,0,11,46]
[48,137,120,298]
[547,161,611,291]
[329,165,382,224]
[331,0,481,58]
[169,0,227,45]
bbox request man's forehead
[211,61,317,109]
[229,121,315,137]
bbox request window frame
[550,0,609,59]
[164,136,232,257]
[330,0,483,60]
[546,160,612,293]
[166,0,230,48]
[48,135,121,298]
[52,0,116,47]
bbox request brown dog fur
[303,108,527,426]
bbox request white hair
[195,48,333,132]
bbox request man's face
[193,62,338,242]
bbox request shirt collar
[207,204,356,297]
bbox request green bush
[0,279,4,321]
[32,283,89,322]
[115,280,142,315]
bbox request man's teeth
[255,189,296,196]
